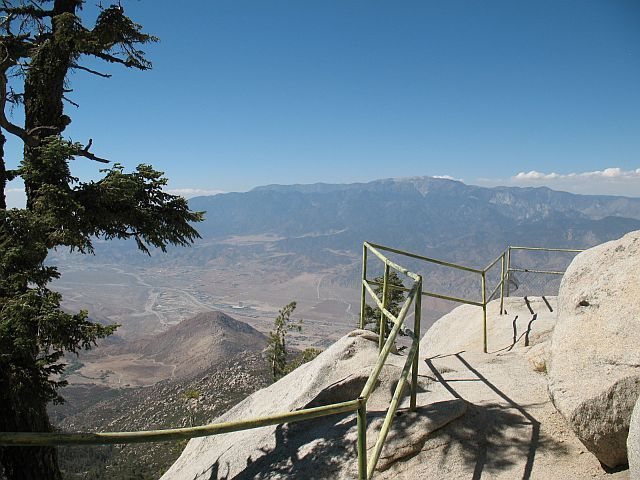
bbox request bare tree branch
[76,138,109,163]
[0,71,38,145]
[62,94,79,107]
[70,63,112,78]
[26,125,57,135]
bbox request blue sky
[5,0,640,205]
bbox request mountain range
[74,176,640,269]
[184,177,640,271]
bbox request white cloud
[514,171,561,180]
[433,175,461,181]
[514,167,640,181]
[475,167,640,197]
[165,188,225,198]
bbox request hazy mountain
[55,176,640,286]
[184,177,640,269]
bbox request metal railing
[361,242,583,353]
[0,242,582,478]
[0,242,425,480]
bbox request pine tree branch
[0,6,54,19]
[62,94,79,107]
[89,50,141,68]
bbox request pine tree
[266,302,301,381]
[0,2,203,478]
[363,271,407,338]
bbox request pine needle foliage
[266,302,322,381]
[363,271,407,339]
[266,302,302,381]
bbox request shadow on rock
[425,353,569,480]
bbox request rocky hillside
[128,310,267,379]
[64,310,267,387]
[57,352,271,480]
[163,231,639,479]
[52,312,271,479]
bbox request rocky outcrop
[548,230,640,468]
[162,330,465,479]
[164,297,627,479]
[629,397,640,480]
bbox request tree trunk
[22,1,76,208]
[0,131,6,210]
[2,2,79,478]
[0,388,62,480]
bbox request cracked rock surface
[548,230,640,468]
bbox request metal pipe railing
[2,242,424,480]
[365,241,483,275]
[366,279,482,307]
[358,244,423,478]
[508,267,565,275]
[509,246,583,253]
[362,243,582,354]
[0,399,361,446]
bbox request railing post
[410,277,422,411]
[360,244,368,329]
[379,263,390,352]
[499,251,506,315]
[357,397,368,480]
[505,246,512,297]
[481,271,487,353]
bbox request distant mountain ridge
[52,176,640,280]
[245,177,640,221]
[187,177,640,269]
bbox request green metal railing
[0,242,582,478]
[361,242,583,353]
[0,242,425,480]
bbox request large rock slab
[548,230,640,468]
[161,330,465,480]
[629,397,640,480]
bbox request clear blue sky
[5,0,640,203]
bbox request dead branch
[71,63,112,78]
[76,139,109,163]
[62,94,79,108]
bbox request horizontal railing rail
[0,399,362,446]
[360,242,583,353]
